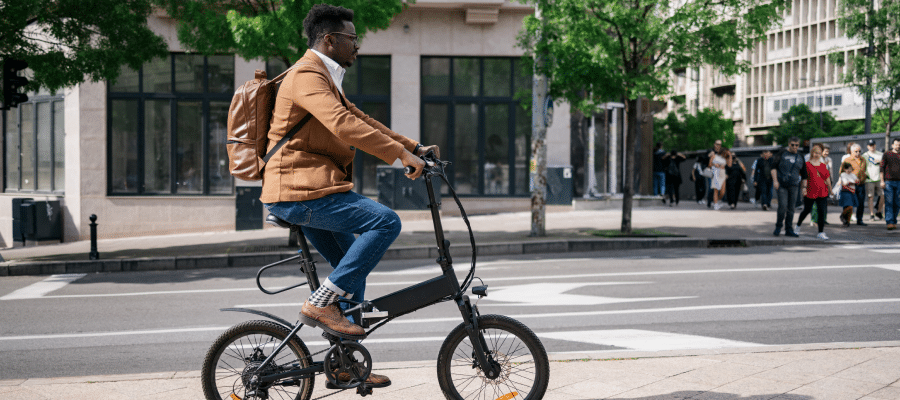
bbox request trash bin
[236,187,263,230]
[377,166,440,210]
[14,199,62,243]
[546,166,574,205]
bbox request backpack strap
[261,62,348,164]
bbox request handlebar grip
[404,165,415,175]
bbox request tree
[830,0,900,150]
[518,0,788,233]
[766,104,833,145]
[152,0,408,67]
[654,107,735,151]
[0,0,168,100]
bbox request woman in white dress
[709,148,728,210]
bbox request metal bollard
[89,214,100,260]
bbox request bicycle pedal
[356,384,372,397]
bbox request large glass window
[108,54,234,195]
[3,93,65,193]
[421,57,531,196]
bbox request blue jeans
[776,185,799,232]
[758,180,773,207]
[654,172,666,196]
[885,181,900,225]
[265,191,402,315]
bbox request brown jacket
[261,50,418,203]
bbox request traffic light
[3,59,29,110]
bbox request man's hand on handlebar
[401,145,441,179]
[416,144,440,159]
[400,149,426,179]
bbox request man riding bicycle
[261,4,439,388]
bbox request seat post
[293,227,320,291]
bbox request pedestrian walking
[864,139,885,221]
[663,150,686,206]
[753,150,774,210]
[725,150,746,209]
[703,140,723,208]
[838,161,860,227]
[709,148,728,210]
[771,137,806,237]
[880,138,900,230]
[796,144,831,240]
[653,142,666,197]
[691,156,707,204]
[841,144,868,226]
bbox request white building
[667,0,878,146]
[0,1,575,247]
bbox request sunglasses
[327,32,358,45]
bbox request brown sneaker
[888,224,897,230]
[327,372,391,389]
[300,301,365,340]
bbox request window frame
[3,93,66,194]
[420,56,531,197]
[106,53,235,196]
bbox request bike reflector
[230,394,242,400]
[496,392,518,400]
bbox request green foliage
[0,0,167,99]
[517,0,789,114]
[653,108,735,151]
[765,104,865,145]
[830,0,900,136]
[153,0,408,67]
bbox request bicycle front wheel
[201,320,314,400]
[437,315,549,400]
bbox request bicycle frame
[223,159,501,386]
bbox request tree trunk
[621,98,638,234]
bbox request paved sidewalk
[2,342,898,400]
[2,202,898,276]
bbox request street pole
[530,4,548,237]
[864,0,874,142]
[584,110,597,198]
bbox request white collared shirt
[310,49,346,94]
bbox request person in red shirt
[796,144,832,239]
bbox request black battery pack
[370,275,457,318]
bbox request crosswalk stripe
[0,274,86,300]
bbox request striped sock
[308,278,344,307]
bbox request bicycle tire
[201,320,314,400]
[437,315,549,400]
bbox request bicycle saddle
[265,214,294,229]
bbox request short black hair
[893,138,900,144]
[788,136,800,144]
[304,4,354,48]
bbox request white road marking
[0,326,230,341]
[873,250,900,254]
[537,329,761,351]
[0,274,86,300]
[235,281,672,308]
[2,298,896,342]
[386,298,900,324]
[481,283,695,306]
[7,263,900,301]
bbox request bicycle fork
[456,294,501,379]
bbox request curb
[4,341,897,387]
[0,237,837,277]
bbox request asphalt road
[1,244,899,380]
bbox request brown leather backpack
[225,67,312,181]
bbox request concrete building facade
[0,1,574,247]
[666,0,880,146]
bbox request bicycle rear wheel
[437,314,549,400]
[201,320,314,400]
